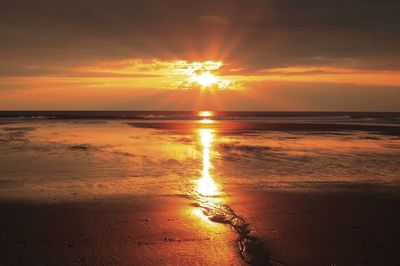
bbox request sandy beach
[0,195,242,265]
[1,116,399,265]
[1,189,400,265]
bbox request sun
[180,61,232,90]
[195,72,218,87]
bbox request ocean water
[1,110,400,121]
[0,111,399,201]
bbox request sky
[0,0,399,111]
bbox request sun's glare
[195,72,218,87]
[199,111,214,117]
[179,61,232,90]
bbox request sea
[0,111,399,121]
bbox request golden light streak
[196,128,218,197]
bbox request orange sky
[1,0,400,111]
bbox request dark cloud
[1,0,400,74]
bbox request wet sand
[1,118,399,265]
[0,195,242,265]
[1,189,400,265]
[230,189,400,265]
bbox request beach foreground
[0,114,399,265]
[1,190,400,265]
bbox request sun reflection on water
[191,127,225,224]
[198,111,215,125]
[192,126,265,264]
[198,111,214,118]
[197,128,218,197]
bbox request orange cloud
[254,66,400,86]
[72,59,242,90]
[1,59,400,111]
[73,61,400,87]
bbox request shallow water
[1,119,399,200]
